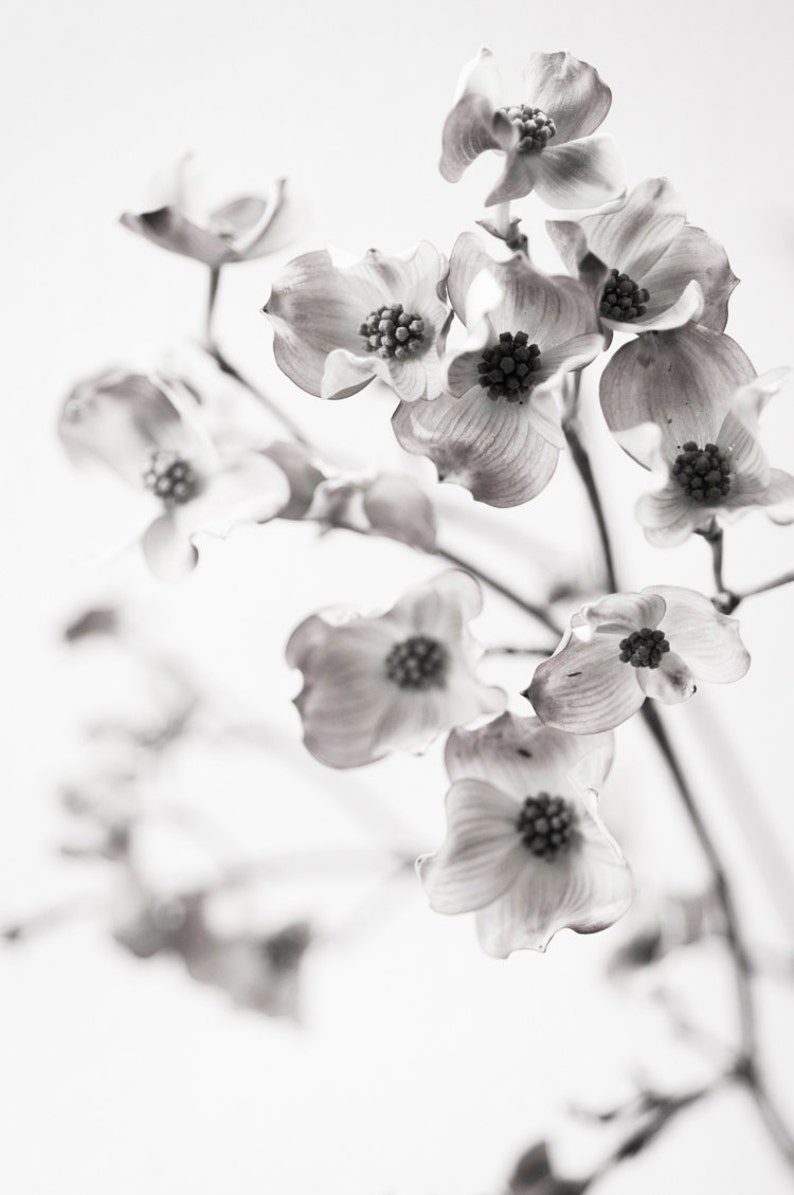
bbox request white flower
[418,713,631,956]
[286,570,505,768]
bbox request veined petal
[475,800,632,955]
[716,410,771,497]
[647,585,751,683]
[641,224,738,333]
[454,46,503,107]
[572,591,666,635]
[440,93,507,183]
[545,219,611,296]
[447,232,500,322]
[344,242,449,317]
[392,387,561,508]
[320,349,378,401]
[387,568,483,638]
[213,180,304,259]
[636,651,696,702]
[522,51,612,144]
[119,209,238,267]
[527,631,644,733]
[528,135,625,211]
[574,178,686,279]
[528,332,605,447]
[445,712,614,802]
[486,148,541,206]
[600,325,756,463]
[636,482,714,546]
[361,475,437,551]
[417,780,526,914]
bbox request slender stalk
[562,415,618,593]
[734,569,794,602]
[485,644,556,658]
[209,346,311,446]
[696,521,727,594]
[204,266,222,352]
[434,545,563,637]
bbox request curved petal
[263,250,373,397]
[344,242,449,316]
[440,93,506,182]
[170,452,290,539]
[119,208,238,267]
[361,474,437,551]
[455,46,503,106]
[715,410,771,498]
[465,250,599,348]
[764,470,794,523]
[214,179,304,259]
[141,514,199,582]
[636,482,714,546]
[392,387,561,508]
[475,798,632,955]
[387,568,483,637]
[575,178,686,278]
[528,134,625,211]
[572,591,666,635]
[641,224,738,333]
[263,441,326,520]
[320,349,378,401]
[447,232,501,321]
[603,278,704,335]
[522,51,612,144]
[636,651,696,703]
[445,712,614,802]
[417,780,526,914]
[527,631,644,733]
[600,325,756,464]
[647,585,751,683]
[545,219,611,295]
[528,332,605,447]
[486,147,541,206]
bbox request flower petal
[361,475,437,551]
[600,325,756,464]
[440,93,506,183]
[445,712,614,802]
[527,135,625,211]
[527,630,644,733]
[119,208,238,267]
[392,387,561,508]
[571,178,686,278]
[636,481,714,546]
[636,652,696,703]
[171,452,290,539]
[572,591,666,635]
[417,779,526,914]
[647,585,751,683]
[640,224,738,333]
[603,278,704,335]
[213,179,304,259]
[522,51,612,144]
[454,46,504,107]
[263,441,326,520]
[141,514,199,582]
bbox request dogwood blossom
[440,48,624,208]
[286,570,505,768]
[59,369,289,580]
[263,242,450,401]
[418,713,631,956]
[547,178,738,335]
[527,588,750,734]
[393,233,603,506]
[120,153,302,266]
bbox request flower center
[501,105,557,153]
[385,635,447,690]
[477,332,542,402]
[516,793,576,860]
[671,441,732,503]
[599,269,650,322]
[618,627,670,669]
[360,304,426,360]
[143,450,198,505]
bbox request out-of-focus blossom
[599,329,794,544]
[547,178,738,334]
[418,713,630,956]
[264,442,437,550]
[509,1142,589,1195]
[286,570,505,768]
[440,48,624,209]
[112,885,196,959]
[182,919,312,1020]
[61,770,138,860]
[609,888,721,976]
[120,154,303,266]
[59,369,289,580]
[527,588,750,734]
[263,242,450,401]
[63,606,120,643]
[393,233,603,506]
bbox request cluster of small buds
[384,635,448,690]
[599,270,650,321]
[359,304,426,360]
[143,451,198,505]
[672,441,732,503]
[618,627,671,669]
[478,332,541,401]
[516,793,575,860]
[500,104,557,153]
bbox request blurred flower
[527,588,750,734]
[63,605,120,643]
[112,886,196,959]
[120,154,302,266]
[599,330,794,544]
[547,178,738,335]
[263,242,450,401]
[286,570,505,768]
[609,887,721,976]
[61,769,138,860]
[508,1142,589,1194]
[440,47,623,209]
[393,233,603,506]
[418,713,630,956]
[264,442,437,550]
[182,919,312,1020]
[59,369,289,580]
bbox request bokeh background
[3,1,794,1191]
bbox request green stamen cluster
[672,441,732,503]
[501,104,556,153]
[477,332,541,401]
[619,628,670,668]
[143,451,198,505]
[600,270,650,321]
[385,635,447,690]
[516,793,575,860]
[360,305,425,360]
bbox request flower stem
[562,414,618,593]
[734,569,794,603]
[434,546,563,637]
[204,265,222,352]
[696,520,728,595]
[208,346,311,447]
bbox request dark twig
[434,546,563,637]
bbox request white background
[3,1,794,1191]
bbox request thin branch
[434,545,563,637]
[485,644,556,658]
[208,346,311,447]
[734,569,794,602]
[562,415,618,594]
[203,265,222,352]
